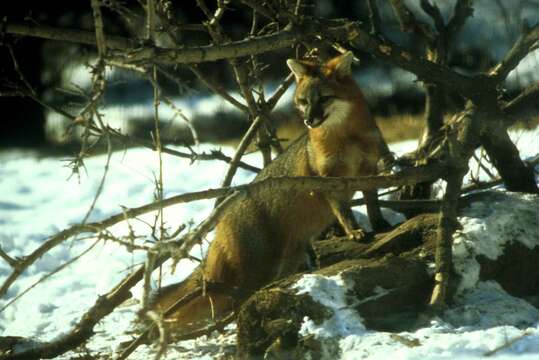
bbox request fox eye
[320,95,335,103]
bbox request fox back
[152,52,390,333]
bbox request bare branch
[91,0,107,56]
[389,0,435,41]
[503,82,539,121]
[219,116,265,190]
[7,18,486,100]
[123,24,299,65]
[238,0,278,21]
[0,247,17,268]
[5,21,136,49]
[420,0,444,32]
[175,191,241,260]
[267,73,294,109]
[366,0,382,35]
[489,22,539,81]
[334,21,477,97]
[446,0,474,41]
[429,169,466,309]
[5,21,300,65]
[188,65,249,113]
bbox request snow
[1,123,538,358]
[293,274,366,338]
[293,191,539,358]
[453,192,539,293]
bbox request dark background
[1,0,537,149]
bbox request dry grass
[273,112,424,147]
[223,113,538,151]
[376,113,423,143]
[222,112,424,151]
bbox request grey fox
[152,51,391,333]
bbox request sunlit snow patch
[452,192,539,293]
[291,192,539,359]
[293,274,366,339]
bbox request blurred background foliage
[1,0,538,150]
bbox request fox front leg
[327,198,365,241]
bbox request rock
[236,193,539,358]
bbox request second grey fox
[152,51,391,332]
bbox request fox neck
[308,92,372,145]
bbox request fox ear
[333,51,354,78]
[287,59,308,82]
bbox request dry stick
[472,152,497,180]
[420,0,445,31]
[146,0,157,40]
[429,170,466,309]
[489,22,539,81]
[363,153,539,212]
[239,0,278,21]
[389,0,435,40]
[0,248,17,268]
[219,116,265,190]
[0,47,108,301]
[188,64,249,113]
[200,0,271,178]
[172,311,236,341]
[366,0,382,35]
[267,73,294,110]
[91,0,106,56]
[446,0,474,39]
[230,60,273,167]
[142,64,165,313]
[0,164,445,299]
[173,191,240,259]
[5,21,135,49]
[479,121,538,193]
[146,311,168,360]
[5,21,300,65]
[158,92,200,146]
[119,195,242,360]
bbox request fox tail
[149,269,236,333]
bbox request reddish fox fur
[152,52,391,333]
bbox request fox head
[287,51,357,129]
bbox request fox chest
[313,142,373,177]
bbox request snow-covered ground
[0,125,538,359]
